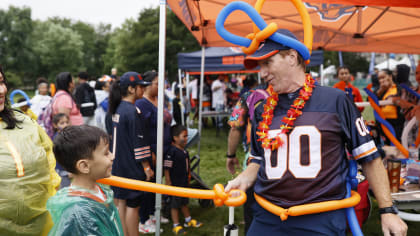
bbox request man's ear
[75,159,90,174]
[288,49,299,67]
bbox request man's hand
[381,213,407,236]
[226,157,240,175]
[225,163,260,193]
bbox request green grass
[157,124,420,236]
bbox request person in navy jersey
[225,29,407,236]
[109,71,153,236]
[135,70,172,231]
[164,124,203,234]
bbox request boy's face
[88,138,114,179]
[174,130,188,148]
[20,105,29,112]
[54,116,70,131]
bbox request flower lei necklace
[256,74,315,150]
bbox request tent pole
[258,72,261,84]
[155,1,167,234]
[186,73,190,129]
[197,46,206,161]
[320,64,324,86]
[178,69,184,125]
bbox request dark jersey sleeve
[249,101,265,165]
[337,93,380,163]
[163,147,173,170]
[131,107,152,162]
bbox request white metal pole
[320,64,324,86]
[186,73,190,129]
[178,69,184,125]
[155,1,166,235]
[197,46,205,157]
[257,72,261,84]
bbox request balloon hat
[215,0,313,64]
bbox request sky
[0,0,160,28]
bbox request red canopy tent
[168,0,420,53]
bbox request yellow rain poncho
[0,111,61,236]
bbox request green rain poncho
[0,111,61,236]
[47,184,123,236]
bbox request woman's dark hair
[55,72,73,93]
[395,64,411,86]
[0,65,23,129]
[53,125,109,174]
[142,71,158,83]
[108,80,129,114]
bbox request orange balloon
[97,176,246,207]
[254,191,361,221]
[367,97,409,158]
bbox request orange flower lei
[256,74,315,150]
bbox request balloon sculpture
[364,88,409,157]
[215,0,362,235]
[9,89,31,108]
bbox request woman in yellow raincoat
[0,65,61,236]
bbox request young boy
[17,97,38,120]
[47,125,123,235]
[164,124,203,235]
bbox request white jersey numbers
[355,117,369,136]
[264,126,322,179]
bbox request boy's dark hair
[53,125,109,174]
[52,113,68,125]
[142,71,158,83]
[78,71,89,80]
[171,124,187,141]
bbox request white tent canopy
[375,58,399,70]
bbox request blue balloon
[346,182,363,236]
[215,1,310,61]
[364,88,397,146]
[9,89,31,106]
[401,84,420,100]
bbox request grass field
[157,123,420,236]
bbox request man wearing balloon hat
[225,28,407,235]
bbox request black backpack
[75,83,97,116]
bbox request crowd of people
[1,30,418,236]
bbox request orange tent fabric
[168,0,420,53]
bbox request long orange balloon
[97,176,246,207]
[367,97,409,157]
[254,191,361,221]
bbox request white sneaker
[139,223,155,234]
[139,222,163,234]
[150,215,170,224]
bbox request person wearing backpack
[53,72,83,126]
[74,71,97,126]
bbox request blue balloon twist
[215,1,310,61]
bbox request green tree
[323,51,369,74]
[0,6,36,84]
[32,21,84,80]
[107,7,199,80]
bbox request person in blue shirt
[109,71,153,236]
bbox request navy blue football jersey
[250,85,379,208]
[111,101,152,199]
[164,145,190,188]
